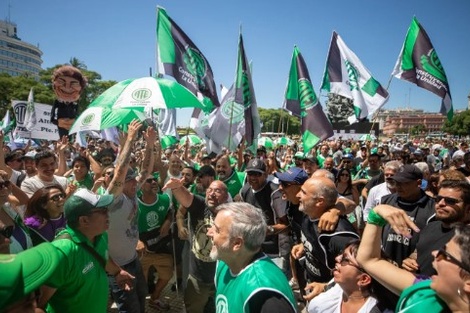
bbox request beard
[209,240,231,261]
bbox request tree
[410,124,427,135]
[258,108,300,136]
[443,109,470,136]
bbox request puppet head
[51,65,87,103]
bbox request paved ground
[108,278,186,313]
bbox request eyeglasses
[0,181,11,189]
[145,178,158,183]
[0,225,14,238]
[247,171,263,177]
[435,246,470,273]
[49,193,66,202]
[435,195,462,206]
[337,253,364,272]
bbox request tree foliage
[258,108,301,136]
[443,109,470,136]
[0,58,117,118]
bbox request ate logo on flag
[419,49,447,84]
[183,47,208,89]
[345,60,360,91]
[298,78,317,117]
[82,113,95,126]
[221,99,244,123]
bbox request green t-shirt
[46,227,109,313]
[219,170,245,199]
[67,172,94,190]
[137,194,171,233]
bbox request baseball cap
[257,146,267,153]
[201,154,211,160]
[274,167,308,185]
[303,155,318,164]
[246,158,266,173]
[64,188,114,224]
[125,168,137,181]
[22,150,37,159]
[342,153,354,160]
[197,165,216,178]
[0,242,60,309]
[294,152,304,159]
[389,165,423,183]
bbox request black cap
[246,158,266,173]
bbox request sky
[3,0,470,127]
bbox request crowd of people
[1,125,470,313]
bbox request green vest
[215,255,297,313]
[137,194,171,232]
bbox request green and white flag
[321,31,389,124]
[156,7,219,110]
[0,110,15,134]
[234,32,260,148]
[392,17,453,120]
[284,46,333,153]
[24,88,37,131]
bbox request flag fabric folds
[24,88,37,131]
[205,84,245,154]
[234,32,260,148]
[156,7,220,110]
[392,17,453,120]
[284,46,333,153]
[0,110,15,134]
[321,31,389,123]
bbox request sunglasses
[340,173,350,177]
[435,246,470,273]
[145,178,158,183]
[0,181,11,189]
[247,171,263,177]
[49,193,66,202]
[337,253,364,272]
[0,224,14,238]
[435,195,462,206]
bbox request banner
[12,101,60,141]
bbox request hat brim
[0,242,59,308]
[246,169,265,174]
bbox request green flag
[284,46,333,153]
[234,32,260,148]
[392,17,453,121]
[156,7,219,111]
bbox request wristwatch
[267,226,274,235]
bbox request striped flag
[284,46,333,153]
[234,32,260,148]
[321,31,389,124]
[156,7,219,111]
[392,17,453,120]
[24,88,37,131]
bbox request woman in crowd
[335,168,360,227]
[92,165,115,195]
[24,185,66,245]
[357,205,470,312]
[308,240,380,313]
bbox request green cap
[64,188,114,224]
[0,242,60,308]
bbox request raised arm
[162,177,194,208]
[0,131,13,178]
[136,126,156,185]
[356,204,419,295]
[107,120,142,196]
[55,136,69,176]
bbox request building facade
[376,108,446,136]
[0,20,43,79]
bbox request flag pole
[369,73,394,137]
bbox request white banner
[12,101,60,141]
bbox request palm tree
[68,57,87,70]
